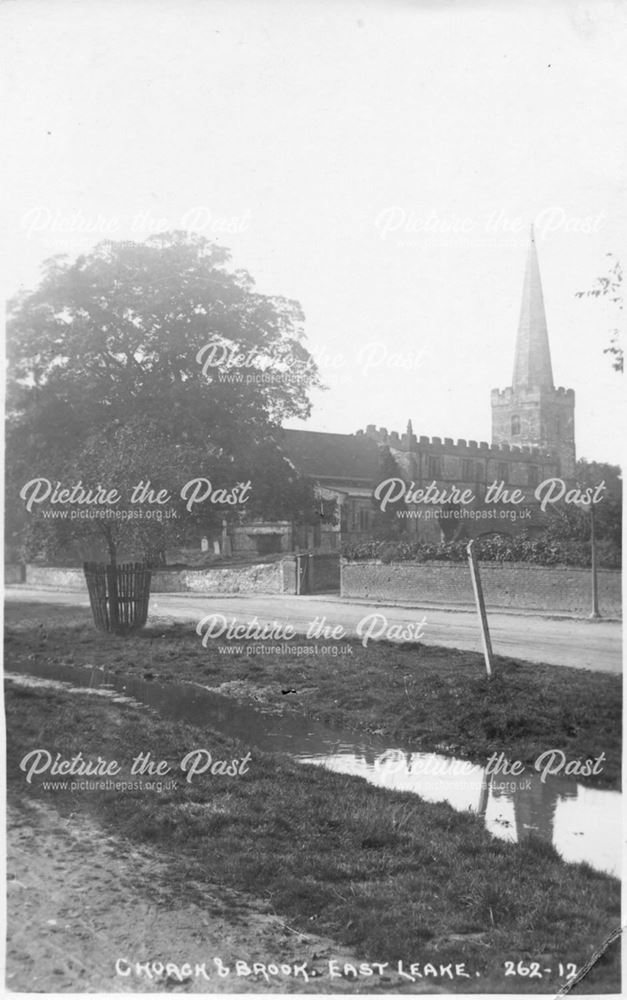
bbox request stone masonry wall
[150,563,285,594]
[23,562,295,595]
[4,564,26,585]
[25,566,87,590]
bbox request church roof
[278,428,381,483]
[512,226,555,389]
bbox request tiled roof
[279,428,381,483]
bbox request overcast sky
[3,0,626,463]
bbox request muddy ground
[7,796,434,994]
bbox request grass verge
[5,601,622,787]
[5,680,621,994]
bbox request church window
[497,462,509,483]
[462,459,474,480]
[359,508,370,532]
[511,415,521,436]
[527,465,539,487]
[555,416,560,435]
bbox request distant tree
[576,457,622,553]
[575,254,623,373]
[538,458,622,567]
[7,232,322,566]
[576,457,622,497]
[239,440,337,528]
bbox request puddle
[5,660,620,878]
[299,750,620,877]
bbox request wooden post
[466,539,493,678]
[590,503,601,619]
[574,497,601,620]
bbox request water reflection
[5,662,620,878]
[297,748,620,877]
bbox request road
[5,585,622,673]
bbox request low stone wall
[150,562,286,594]
[341,560,622,617]
[4,564,26,585]
[25,565,87,590]
[21,561,294,595]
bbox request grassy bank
[5,680,621,994]
[5,602,622,786]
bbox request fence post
[107,563,120,632]
[466,540,493,678]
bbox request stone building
[279,228,576,549]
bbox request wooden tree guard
[83,562,152,634]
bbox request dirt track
[6,798,433,994]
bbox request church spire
[512,225,554,389]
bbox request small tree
[575,254,623,373]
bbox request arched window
[511,415,520,436]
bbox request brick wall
[341,560,621,617]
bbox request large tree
[7,231,323,565]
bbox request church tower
[491,227,576,477]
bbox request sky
[3,0,626,463]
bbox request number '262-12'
[504,961,578,979]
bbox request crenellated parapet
[358,426,553,462]
[492,386,575,400]
[359,424,418,448]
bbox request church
[278,228,576,550]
